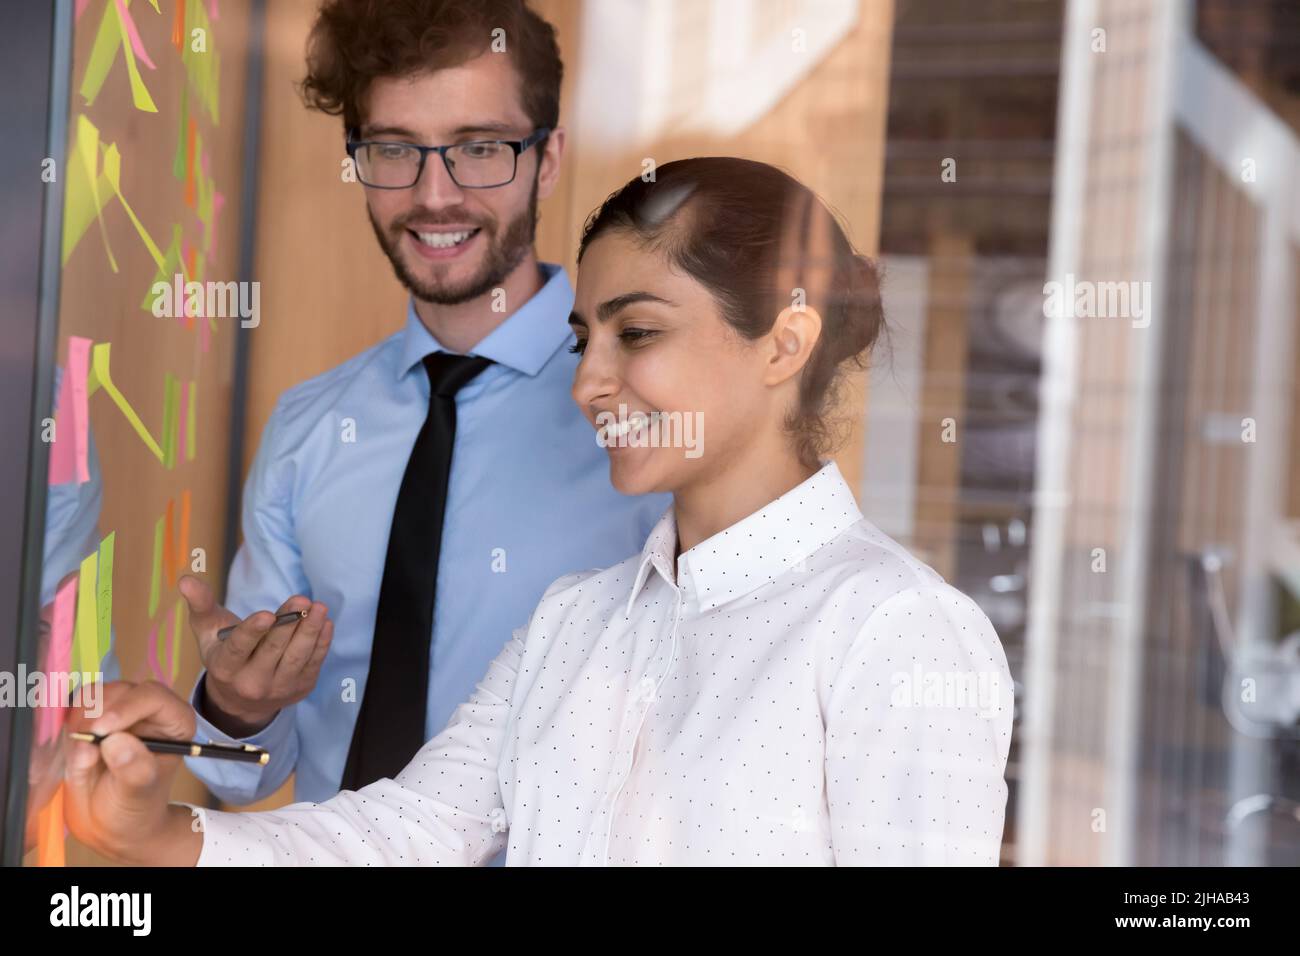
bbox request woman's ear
[763,305,823,386]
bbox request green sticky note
[186,381,197,461]
[73,550,99,683]
[95,531,115,666]
[173,87,189,181]
[149,513,164,618]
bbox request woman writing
[63,158,1013,866]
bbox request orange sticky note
[35,784,66,868]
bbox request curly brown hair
[300,0,563,132]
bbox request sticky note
[101,144,167,271]
[114,0,158,71]
[161,372,178,469]
[35,784,66,868]
[171,600,184,683]
[80,0,158,112]
[62,116,118,269]
[184,119,197,209]
[172,88,189,181]
[186,382,197,459]
[87,342,165,462]
[37,577,78,745]
[177,381,188,465]
[72,550,98,680]
[149,512,164,617]
[139,224,189,313]
[95,531,115,665]
[47,338,90,486]
[182,0,220,123]
[171,0,184,51]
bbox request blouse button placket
[585,573,686,865]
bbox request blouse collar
[626,459,863,616]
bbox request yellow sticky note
[101,144,167,271]
[80,0,157,112]
[96,531,115,665]
[73,549,98,681]
[149,512,164,618]
[87,342,165,462]
[62,116,118,269]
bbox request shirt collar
[397,262,575,379]
[625,459,863,616]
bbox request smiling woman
[570,157,887,497]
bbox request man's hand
[180,575,333,738]
[63,681,204,866]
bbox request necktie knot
[423,352,493,398]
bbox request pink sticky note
[75,0,89,20]
[69,337,91,484]
[38,577,78,745]
[50,337,92,485]
[208,0,220,21]
[113,0,157,70]
[48,369,75,485]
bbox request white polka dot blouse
[188,460,1014,865]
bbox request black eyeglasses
[344,127,550,189]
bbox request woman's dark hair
[578,157,886,469]
[301,0,562,134]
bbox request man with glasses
[179,0,668,835]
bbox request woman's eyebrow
[595,291,676,322]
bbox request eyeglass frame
[344,126,551,190]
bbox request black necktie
[340,351,493,790]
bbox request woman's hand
[63,680,204,866]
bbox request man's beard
[369,174,538,306]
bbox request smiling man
[179,0,668,831]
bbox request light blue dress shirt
[186,263,669,806]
